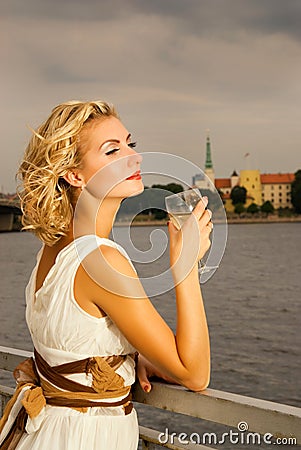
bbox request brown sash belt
[0,349,136,450]
[33,349,133,411]
[34,349,99,394]
[47,392,132,409]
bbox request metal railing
[0,346,300,449]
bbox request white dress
[16,235,139,450]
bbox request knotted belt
[0,349,136,450]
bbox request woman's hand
[136,354,179,393]
[168,196,213,281]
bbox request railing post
[0,387,14,416]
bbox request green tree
[234,203,245,215]
[261,200,274,216]
[247,203,259,215]
[230,186,247,205]
[151,183,183,194]
[291,170,301,214]
[148,183,184,219]
[153,209,167,220]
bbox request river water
[0,223,300,449]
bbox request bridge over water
[0,198,21,231]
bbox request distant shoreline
[225,216,301,224]
[2,216,300,234]
[115,216,301,226]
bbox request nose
[127,146,143,167]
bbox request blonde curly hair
[17,100,118,246]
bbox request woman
[0,100,212,450]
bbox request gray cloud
[1,0,125,22]
[1,0,301,192]
[3,0,301,40]
[123,0,301,41]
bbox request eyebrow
[99,133,132,149]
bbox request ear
[63,170,85,188]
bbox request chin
[110,180,144,199]
[127,181,145,197]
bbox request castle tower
[230,170,239,188]
[204,130,215,188]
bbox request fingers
[191,197,213,229]
[197,208,212,230]
[167,220,178,235]
[136,362,152,393]
[191,196,208,221]
[204,221,213,238]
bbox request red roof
[215,178,231,189]
[260,173,294,184]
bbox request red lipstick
[126,171,142,180]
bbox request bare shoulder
[97,244,137,277]
[76,243,144,301]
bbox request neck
[71,189,122,240]
[95,197,122,238]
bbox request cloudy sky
[1,0,301,192]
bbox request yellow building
[239,170,262,205]
[215,171,254,212]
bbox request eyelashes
[128,142,137,149]
[105,142,137,156]
[105,148,119,155]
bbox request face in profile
[78,116,144,200]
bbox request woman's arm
[74,199,212,391]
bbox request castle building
[215,172,256,212]
[192,134,294,211]
[260,173,294,209]
[215,171,294,211]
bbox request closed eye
[105,148,120,155]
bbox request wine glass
[165,188,219,282]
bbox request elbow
[175,360,211,391]
[185,380,209,392]
[182,374,210,392]
[182,370,210,392]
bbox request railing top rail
[133,383,301,441]
[0,346,32,372]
